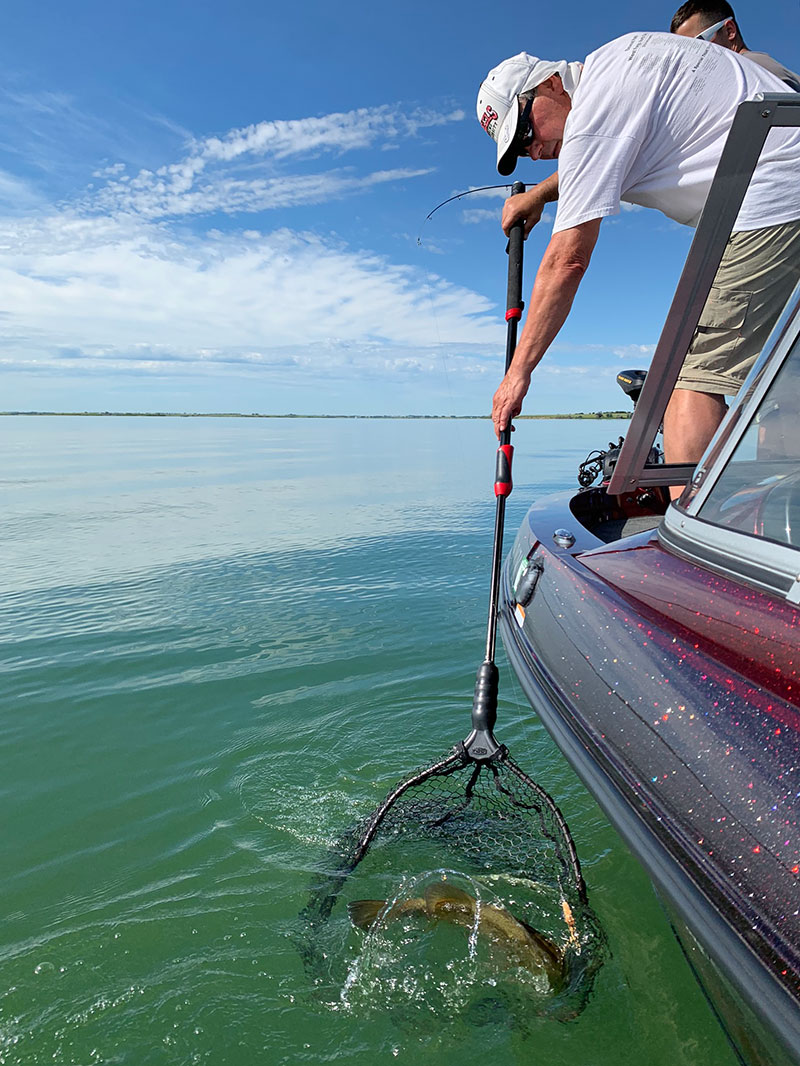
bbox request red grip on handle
[505,307,522,321]
[494,444,514,497]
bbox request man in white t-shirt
[477,33,800,489]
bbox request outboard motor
[577,370,661,487]
[616,369,648,407]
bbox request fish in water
[348,883,564,987]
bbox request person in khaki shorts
[477,33,800,493]
[678,222,800,396]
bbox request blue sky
[1,1,797,415]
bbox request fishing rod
[417,183,516,244]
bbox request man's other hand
[501,189,545,238]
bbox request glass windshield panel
[698,335,800,547]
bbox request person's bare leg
[663,389,728,500]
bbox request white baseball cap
[477,53,577,175]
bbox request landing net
[298,745,606,1019]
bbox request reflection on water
[0,415,614,592]
[1,416,496,591]
[0,417,740,1065]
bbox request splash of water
[339,868,555,1029]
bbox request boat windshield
[697,327,800,548]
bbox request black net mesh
[298,745,606,1023]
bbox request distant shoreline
[0,410,632,421]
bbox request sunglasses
[696,16,732,40]
[513,95,535,157]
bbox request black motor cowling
[576,370,660,487]
[616,369,648,407]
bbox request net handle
[465,180,525,761]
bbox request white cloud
[85,104,461,220]
[460,203,553,227]
[89,165,433,219]
[0,169,48,213]
[0,213,502,376]
[537,362,596,376]
[0,97,492,404]
[0,86,183,187]
[463,185,513,199]
[611,342,656,360]
[195,105,459,163]
[461,207,500,225]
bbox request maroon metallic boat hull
[499,488,800,1065]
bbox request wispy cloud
[195,105,463,164]
[88,165,433,219]
[462,185,513,199]
[0,84,191,190]
[611,342,656,360]
[0,92,655,414]
[0,213,502,375]
[85,105,460,220]
[461,207,500,225]
[0,168,49,214]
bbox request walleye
[348,883,564,986]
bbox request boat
[498,94,800,1065]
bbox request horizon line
[0,410,633,421]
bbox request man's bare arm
[492,218,602,435]
[501,172,560,238]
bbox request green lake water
[0,415,740,1065]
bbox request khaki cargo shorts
[676,218,800,395]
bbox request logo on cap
[480,105,499,137]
